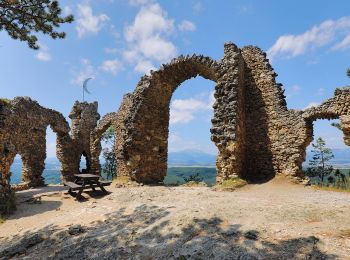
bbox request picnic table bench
[63,174,112,198]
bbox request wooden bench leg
[98,183,107,193]
[89,182,96,192]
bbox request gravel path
[1,177,349,259]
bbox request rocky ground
[0,177,350,259]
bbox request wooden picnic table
[63,173,111,198]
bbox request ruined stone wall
[58,101,100,178]
[212,43,246,183]
[302,87,350,148]
[0,98,99,214]
[90,112,117,175]
[115,42,350,184]
[0,97,70,189]
[241,47,310,181]
[116,43,251,183]
[116,55,224,183]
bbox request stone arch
[302,87,350,153]
[116,43,246,183]
[0,97,71,188]
[90,112,117,175]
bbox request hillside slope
[1,178,349,259]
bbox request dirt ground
[1,177,350,259]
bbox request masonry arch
[116,55,221,183]
[115,46,247,184]
[90,112,117,176]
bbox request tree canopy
[0,0,73,49]
[102,126,116,180]
[307,137,334,183]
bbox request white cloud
[192,2,202,13]
[134,60,156,74]
[36,43,51,61]
[286,84,301,99]
[317,87,325,96]
[47,142,56,158]
[123,3,177,74]
[104,48,119,54]
[168,133,216,154]
[268,17,350,60]
[99,59,122,75]
[332,34,350,50]
[178,20,196,32]
[304,102,319,110]
[63,6,72,16]
[76,4,110,38]
[71,59,96,86]
[128,0,154,6]
[170,93,213,124]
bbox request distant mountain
[305,148,350,167]
[168,150,216,166]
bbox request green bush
[213,177,247,191]
[0,190,16,217]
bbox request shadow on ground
[0,204,337,259]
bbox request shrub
[213,177,247,191]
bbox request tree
[183,173,203,183]
[331,122,341,130]
[347,68,350,78]
[101,126,116,180]
[0,0,73,49]
[307,137,334,184]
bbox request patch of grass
[338,229,350,238]
[0,215,6,224]
[113,176,141,187]
[313,185,350,193]
[213,177,247,191]
[0,98,10,104]
[181,181,208,187]
[113,175,131,184]
[0,190,16,217]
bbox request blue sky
[1,0,350,157]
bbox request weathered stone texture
[90,112,117,175]
[116,54,221,183]
[57,101,100,178]
[2,42,350,214]
[115,43,350,184]
[0,98,99,214]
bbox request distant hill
[305,148,350,167]
[168,150,216,166]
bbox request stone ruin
[114,42,350,184]
[1,42,350,214]
[0,97,99,213]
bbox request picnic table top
[74,174,100,179]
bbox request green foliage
[0,0,74,49]
[306,137,334,184]
[183,172,203,183]
[164,167,216,186]
[0,190,16,217]
[331,122,341,130]
[214,177,247,191]
[101,126,116,180]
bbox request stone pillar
[212,42,246,183]
[58,101,100,179]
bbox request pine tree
[101,127,116,180]
[307,137,334,184]
[0,0,73,49]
